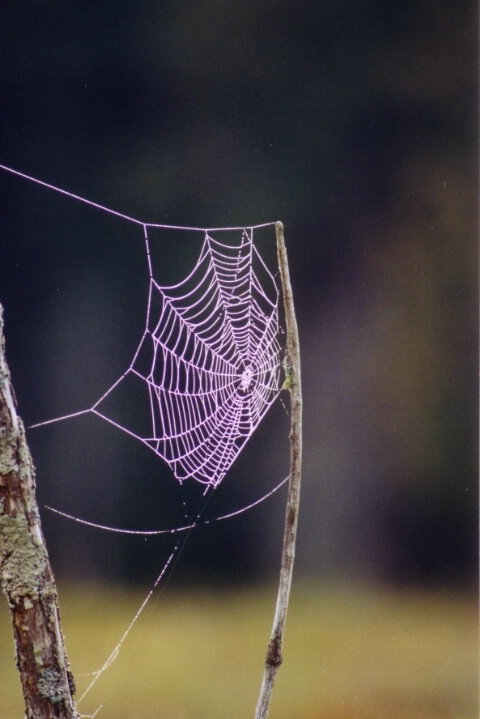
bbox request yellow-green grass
[1,581,477,718]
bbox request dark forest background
[0,1,476,590]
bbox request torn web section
[95,224,282,489]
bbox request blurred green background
[0,1,477,717]
[0,582,477,718]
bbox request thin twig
[254,222,303,719]
[0,304,78,719]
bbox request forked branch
[0,304,78,719]
[254,222,303,719]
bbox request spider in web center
[240,365,254,393]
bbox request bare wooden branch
[254,222,303,719]
[0,304,78,719]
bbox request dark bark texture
[0,304,77,719]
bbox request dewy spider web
[1,163,286,713]
[0,163,282,490]
[93,225,281,489]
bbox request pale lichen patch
[0,512,48,600]
[38,668,70,704]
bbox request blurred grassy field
[1,581,477,718]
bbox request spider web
[1,163,287,714]
[48,225,281,489]
[3,157,283,489]
[0,162,285,495]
